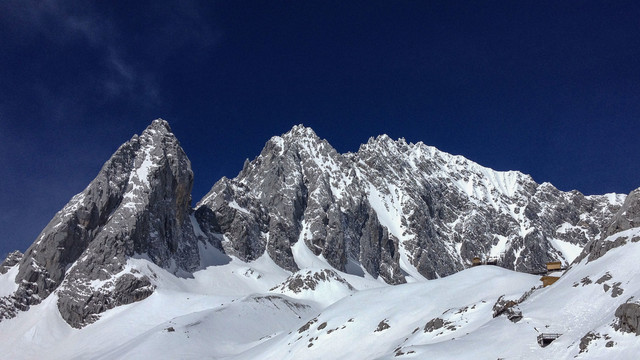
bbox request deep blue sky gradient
[1,1,639,258]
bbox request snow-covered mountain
[196,124,623,283]
[1,119,638,359]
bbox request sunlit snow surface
[0,264,19,297]
[2,228,640,359]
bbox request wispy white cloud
[1,0,159,103]
[104,46,151,100]
[1,0,106,44]
[1,0,222,109]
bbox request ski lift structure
[470,253,503,267]
[537,333,562,347]
[540,261,566,287]
[468,255,566,348]
[471,257,482,266]
[534,262,566,347]
[470,255,566,287]
[546,261,563,271]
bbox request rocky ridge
[0,121,631,328]
[196,125,625,283]
[575,187,640,264]
[0,120,203,327]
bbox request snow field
[2,228,640,359]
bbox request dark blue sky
[1,1,639,258]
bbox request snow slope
[233,266,540,360]
[2,228,640,359]
[0,122,637,359]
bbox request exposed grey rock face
[0,120,202,328]
[578,331,613,354]
[0,121,629,327]
[492,287,536,323]
[424,317,455,333]
[574,187,640,264]
[197,125,624,283]
[270,269,355,294]
[57,274,155,327]
[606,188,640,237]
[614,302,640,335]
[0,251,22,274]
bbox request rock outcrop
[0,251,22,275]
[196,125,623,283]
[574,187,640,264]
[614,301,640,335]
[606,188,640,237]
[0,121,628,327]
[0,120,203,327]
[270,269,355,294]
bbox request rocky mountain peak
[1,120,630,329]
[282,124,319,140]
[196,124,625,284]
[0,251,22,275]
[0,119,201,328]
[147,118,173,133]
[197,125,349,274]
[574,187,640,264]
[606,188,640,237]
[254,125,331,169]
[361,134,396,152]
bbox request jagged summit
[0,119,638,359]
[197,122,625,283]
[0,119,200,327]
[282,124,319,139]
[128,118,174,144]
[0,119,630,330]
[147,118,173,133]
[364,133,395,147]
[260,124,332,160]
